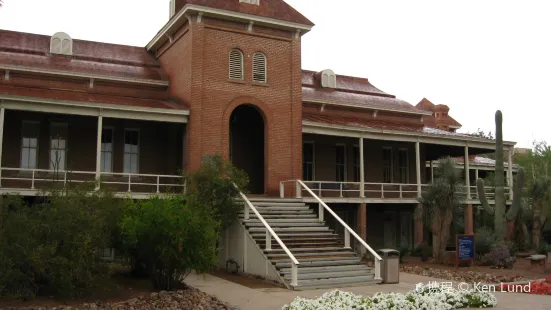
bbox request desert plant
[119,196,218,290]
[419,158,464,262]
[399,243,410,263]
[475,227,496,256]
[477,110,525,243]
[481,245,515,269]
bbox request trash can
[376,248,400,284]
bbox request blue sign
[457,235,475,260]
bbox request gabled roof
[302,70,431,116]
[175,0,314,26]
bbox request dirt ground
[400,255,550,282]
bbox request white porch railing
[280,180,511,202]
[0,167,185,195]
[233,183,299,286]
[283,180,382,281]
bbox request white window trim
[123,128,140,174]
[20,120,40,170]
[383,146,393,183]
[49,122,68,171]
[229,49,244,80]
[303,141,315,181]
[398,148,409,184]
[336,143,347,182]
[101,126,115,173]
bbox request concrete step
[240,210,313,215]
[239,214,317,219]
[245,218,321,223]
[274,258,361,268]
[244,222,324,228]
[258,243,342,249]
[249,206,310,211]
[283,270,374,281]
[246,197,303,203]
[251,202,307,207]
[250,232,338,239]
[291,276,380,290]
[265,247,349,253]
[248,227,331,233]
[268,252,356,260]
[280,264,370,275]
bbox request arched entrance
[229,105,265,194]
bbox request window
[336,144,346,182]
[383,147,393,183]
[101,128,114,173]
[303,142,315,181]
[252,52,267,83]
[50,32,73,55]
[398,149,409,183]
[124,130,139,174]
[240,0,260,4]
[353,145,361,182]
[320,69,337,88]
[229,49,244,80]
[20,121,39,169]
[49,123,67,171]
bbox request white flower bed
[282,283,497,310]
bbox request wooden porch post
[464,204,474,234]
[95,116,103,187]
[508,148,514,200]
[0,107,4,187]
[430,161,434,183]
[414,203,423,245]
[359,137,365,197]
[415,142,421,197]
[464,146,471,199]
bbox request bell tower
[150,0,314,195]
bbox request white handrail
[296,180,382,281]
[232,183,300,287]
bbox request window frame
[123,128,140,175]
[335,143,347,182]
[302,141,315,181]
[229,48,244,80]
[100,127,115,173]
[398,148,409,184]
[20,120,40,170]
[382,147,393,183]
[49,122,68,171]
[252,52,267,83]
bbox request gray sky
[1,0,548,148]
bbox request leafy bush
[475,227,495,256]
[119,196,218,290]
[411,242,432,261]
[538,241,550,255]
[0,187,121,299]
[481,245,515,269]
[282,284,498,309]
[185,155,249,235]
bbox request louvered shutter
[229,49,244,80]
[252,52,267,83]
[51,37,61,54]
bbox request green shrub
[475,227,495,256]
[119,196,218,290]
[0,187,121,299]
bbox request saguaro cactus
[476,110,525,243]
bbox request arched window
[50,32,73,56]
[229,49,244,80]
[320,69,337,88]
[252,52,267,83]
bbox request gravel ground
[1,288,239,310]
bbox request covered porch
[0,95,188,198]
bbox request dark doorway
[229,105,265,194]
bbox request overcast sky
[1,0,549,148]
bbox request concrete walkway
[186,272,551,310]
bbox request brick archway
[222,96,273,194]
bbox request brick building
[0,0,517,288]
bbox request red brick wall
[158,15,302,195]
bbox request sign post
[456,234,475,269]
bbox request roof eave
[303,99,433,117]
[146,4,313,52]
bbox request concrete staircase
[239,197,380,290]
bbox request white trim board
[305,99,433,117]
[302,121,516,150]
[147,4,313,51]
[0,64,169,87]
[0,94,189,124]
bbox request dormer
[240,0,260,4]
[320,69,337,88]
[50,32,73,56]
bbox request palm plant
[418,157,464,262]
